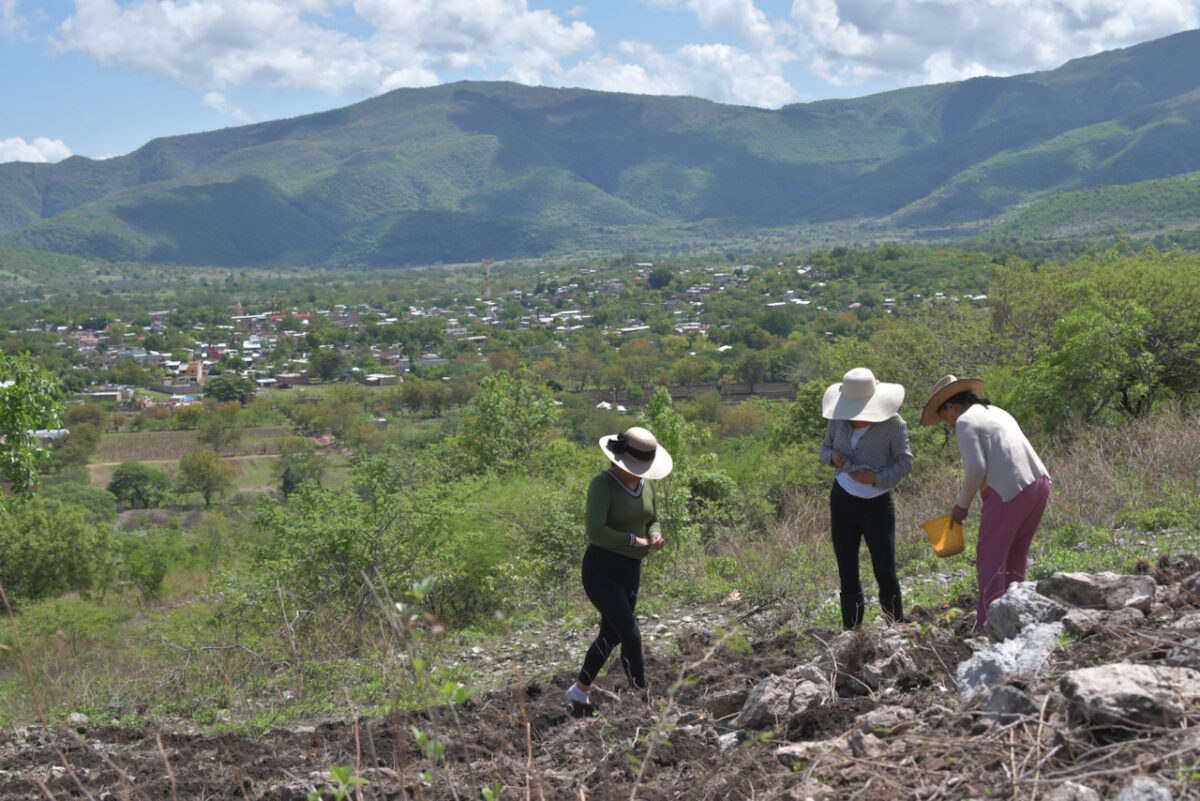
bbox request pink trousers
[976,475,1051,627]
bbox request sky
[2,0,1199,164]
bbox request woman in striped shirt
[819,368,914,630]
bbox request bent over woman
[567,426,672,716]
[921,375,1050,629]
[820,368,914,630]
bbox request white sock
[566,685,590,704]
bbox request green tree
[309,348,346,382]
[1086,248,1200,402]
[274,437,328,497]
[117,531,176,602]
[425,380,451,416]
[0,498,112,605]
[733,349,771,392]
[197,411,242,453]
[648,267,674,289]
[251,445,462,641]
[40,482,117,527]
[111,358,150,387]
[107,461,171,509]
[178,448,236,506]
[773,380,827,447]
[1016,288,1158,430]
[57,421,102,469]
[174,403,204,429]
[0,351,62,497]
[65,402,107,430]
[400,378,429,414]
[204,373,256,404]
[458,369,560,474]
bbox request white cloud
[2,0,22,36]
[41,0,1200,121]
[356,0,595,83]
[55,0,594,99]
[202,90,250,121]
[0,136,72,163]
[790,0,1200,87]
[688,0,776,45]
[566,40,798,107]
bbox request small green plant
[307,765,368,801]
[411,725,447,762]
[482,781,504,800]
[1134,506,1190,532]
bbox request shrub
[0,498,114,605]
[107,461,171,509]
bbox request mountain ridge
[3,29,1199,266]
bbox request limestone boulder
[985,581,1065,641]
[1059,663,1200,729]
[1037,571,1156,613]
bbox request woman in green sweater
[567,426,673,716]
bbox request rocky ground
[2,555,1200,801]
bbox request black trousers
[830,480,903,629]
[577,544,645,689]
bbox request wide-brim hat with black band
[598,426,673,480]
[821,367,905,423]
[920,374,985,426]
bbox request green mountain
[3,29,1200,267]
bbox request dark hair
[939,390,991,413]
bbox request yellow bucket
[922,515,965,558]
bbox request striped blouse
[818,414,914,493]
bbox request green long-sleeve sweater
[585,470,660,559]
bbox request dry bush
[1046,406,1200,531]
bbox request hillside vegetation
[3,31,1200,266]
[2,242,1200,797]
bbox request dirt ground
[3,560,1199,801]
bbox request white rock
[956,622,1064,699]
[1114,777,1173,801]
[1037,571,1156,614]
[1060,663,1200,728]
[985,582,1065,641]
[1044,781,1101,801]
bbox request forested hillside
[2,30,1200,267]
[2,240,1200,797]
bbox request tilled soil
[3,574,1199,801]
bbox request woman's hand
[848,468,875,485]
[831,452,848,468]
[950,505,969,523]
[649,533,665,551]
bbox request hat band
[607,434,656,462]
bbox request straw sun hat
[598,426,673,480]
[821,368,905,423]
[919,375,985,426]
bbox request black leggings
[577,544,645,689]
[830,480,902,629]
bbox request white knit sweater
[955,404,1049,507]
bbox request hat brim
[920,378,985,426]
[598,435,674,480]
[821,381,905,422]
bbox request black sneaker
[569,700,599,718]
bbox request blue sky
[3,0,1198,163]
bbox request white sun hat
[597,426,673,480]
[821,367,905,423]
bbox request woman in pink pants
[921,376,1051,629]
